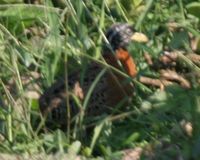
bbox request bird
[39,23,148,129]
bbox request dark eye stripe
[107,30,118,44]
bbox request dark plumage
[104,23,135,51]
[39,23,147,129]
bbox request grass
[0,0,200,159]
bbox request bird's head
[103,23,148,77]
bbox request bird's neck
[103,48,137,78]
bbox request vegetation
[0,0,200,159]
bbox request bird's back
[39,61,134,128]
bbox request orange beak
[131,32,149,43]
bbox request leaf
[0,4,59,34]
[133,0,143,7]
[0,0,22,3]
[186,2,200,19]
[168,30,189,50]
[122,132,140,146]
[89,121,105,155]
[68,141,81,155]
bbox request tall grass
[0,0,199,159]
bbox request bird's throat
[115,48,137,77]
